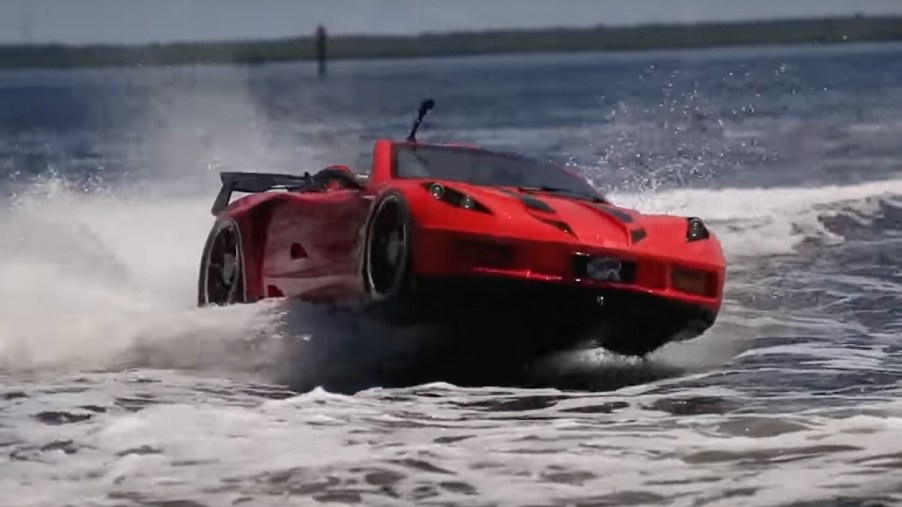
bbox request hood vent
[594,204,634,224]
[499,189,556,213]
[521,196,555,213]
[499,189,570,234]
[536,216,575,236]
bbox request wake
[0,173,900,382]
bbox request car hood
[443,183,650,248]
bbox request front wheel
[364,192,412,300]
[361,192,419,322]
[197,218,247,306]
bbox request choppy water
[2,42,902,506]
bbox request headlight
[686,217,709,242]
[422,182,491,214]
[428,182,445,200]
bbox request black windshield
[393,144,603,199]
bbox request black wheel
[363,192,413,302]
[197,219,247,306]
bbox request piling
[316,24,327,77]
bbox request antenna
[406,98,435,142]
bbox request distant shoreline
[2,15,902,70]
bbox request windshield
[393,144,604,199]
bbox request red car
[197,99,726,359]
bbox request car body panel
[200,135,727,356]
[215,139,726,304]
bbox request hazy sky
[2,0,902,45]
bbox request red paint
[211,138,726,316]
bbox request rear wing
[211,171,313,215]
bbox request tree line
[1,15,901,70]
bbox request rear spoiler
[211,171,313,215]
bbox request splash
[0,178,285,375]
[3,111,902,383]
[2,172,900,377]
[0,64,320,377]
[611,174,902,258]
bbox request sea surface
[2,42,902,506]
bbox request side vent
[630,228,647,243]
[290,243,308,259]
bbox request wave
[612,174,902,257]
[3,375,901,507]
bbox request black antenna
[406,98,435,142]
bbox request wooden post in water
[316,24,328,78]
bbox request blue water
[2,42,902,506]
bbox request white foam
[2,173,899,374]
[0,178,284,374]
[0,66,314,375]
[611,174,902,257]
[3,384,901,507]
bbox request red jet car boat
[197,99,726,359]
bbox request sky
[2,0,902,45]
